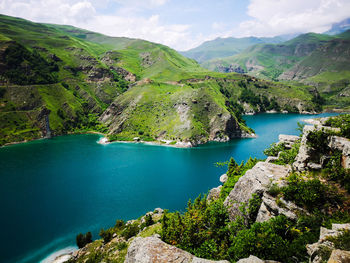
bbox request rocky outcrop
[125,236,230,263]
[327,249,350,263]
[328,136,350,169]
[207,185,222,202]
[256,192,307,222]
[236,255,280,263]
[223,162,290,221]
[278,134,300,149]
[306,223,350,263]
[293,125,315,171]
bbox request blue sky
[1,0,350,50]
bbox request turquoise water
[0,113,338,263]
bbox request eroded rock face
[278,134,300,149]
[327,249,350,263]
[293,125,315,171]
[207,185,222,202]
[255,192,306,222]
[223,162,290,221]
[236,255,280,263]
[307,223,350,263]
[125,236,230,263]
[328,136,350,169]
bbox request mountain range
[0,14,324,147]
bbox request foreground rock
[224,162,290,221]
[256,192,307,222]
[236,255,280,263]
[125,236,230,263]
[278,134,300,149]
[306,223,350,263]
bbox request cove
[0,113,338,263]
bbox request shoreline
[1,111,345,149]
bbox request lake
[0,113,338,263]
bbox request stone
[332,223,350,231]
[278,134,300,148]
[237,255,265,263]
[256,193,304,222]
[328,136,350,169]
[308,162,322,170]
[125,236,230,263]
[224,162,290,221]
[220,174,228,183]
[265,156,278,163]
[207,185,222,202]
[293,125,315,171]
[327,249,350,263]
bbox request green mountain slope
[203,32,350,108]
[181,36,285,63]
[0,14,320,146]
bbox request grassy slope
[181,36,284,63]
[202,32,350,108]
[0,14,321,146]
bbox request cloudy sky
[1,0,350,50]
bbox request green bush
[281,174,341,211]
[99,228,113,243]
[263,143,286,157]
[121,223,140,240]
[76,232,93,248]
[327,230,350,250]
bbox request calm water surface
[0,113,338,263]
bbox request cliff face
[99,82,248,146]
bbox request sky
[1,0,350,51]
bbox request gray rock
[278,134,300,149]
[256,193,305,222]
[220,174,228,183]
[237,255,265,263]
[265,156,278,163]
[308,162,322,170]
[307,223,350,263]
[328,136,350,169]
[125,236,230,263]
[224,162,290,221]
[207,185,222,202]
[332,223,350,231]
[293,125,315,171]
[327,249,350,263]
[236,255,279,263]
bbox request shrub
[121,223,140,240]
[99,228,113,243]
[263,143,286,157]
[327,230,350,250]
[76,232,93,248]
[281,174,341,211]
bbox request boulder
[328,136,350,169]
[224,162,290,221]
[255,193,306,223]
[207,185,222,202]
[327,249,350,263]
[278,134,300,148]
[237,255,264,263]
[265,156,278,163]
[236,255,280,263]
[307,223,350,263]
[220,174,228,183]
[125,236,230,263]
[293,125,315,171]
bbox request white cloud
[0,0,202,50]
[237,0,350,37]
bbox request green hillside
[0,14,321,146]
[202,32,350,108]
[181,36,285,63]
